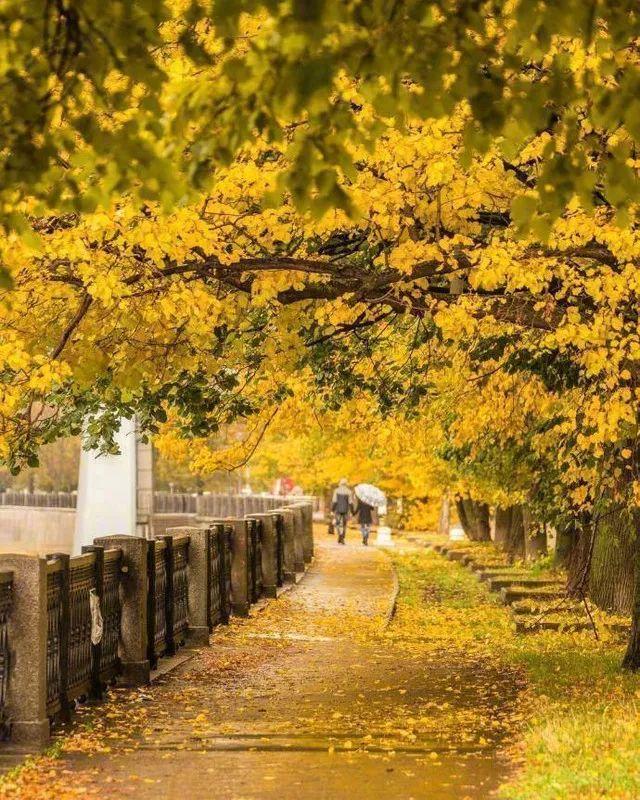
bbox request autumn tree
[4,4,640,668]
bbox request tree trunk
[504,505,526,558]
[455,496,470,537]
[588,505,637,613]
[566,512,594,596]
[623,532,640,669]
[462,497,479,539]
[494,506,512,549]
[475,502,491,542]
[555,518,577,568]
[523,506,547,561]
[438,493,450,537]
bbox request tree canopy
[4,0,640,234]
[5,2,640,664]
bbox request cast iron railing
[67,554,96,701]
[207,524,233,629]
[247,519,263,602]
[148,539,168,666]
[45,560,65,716]
[46,548,125,717]
[100,549,122,682]
[172,535,189,645]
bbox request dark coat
[332,485,352,515]
[354,500,374,525]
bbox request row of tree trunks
[554,506,640,670]
[453,493,640,671]
[493,504,548,561]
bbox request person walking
[331,478,352,544]
[353,496,374,546]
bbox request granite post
[293,501,314,563]
[203,518,250,617]
[0,555,49,749]
[251,513,278,598]
[228,518,250,615]
[166,526,209,645]
[94,535,151,686]
[291,506,306,573]
[274,508,296,582]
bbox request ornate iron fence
[100,549,122,682]
[207,526,223,628]
[46,549,125,716]
[274,514,285,587]
[148,540,168,666]
[45,560,65,716]
[67,554,96,702]
[248,519,263,602]
[246,520,256,603]
[207,524,233,629]
[172,535,189,646]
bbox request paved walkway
[9,535,518,799]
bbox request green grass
[389,543,640,800]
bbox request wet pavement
[33,535,519,799]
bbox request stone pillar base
[187,626,210,646]
[119,660,151,687]
[7,719,50,751]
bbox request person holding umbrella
[353,483,386,546]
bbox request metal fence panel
[100,549,122,681]
[172,536,189,645]
[45,561,65,716]
[67,553,96,702]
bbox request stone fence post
[94,535,151,686]
[228,518,251,616]
[202,518,251,617]
[293,502,314,563]
[274,508,296,582]
[0,555,49,749]
[290,506,306,574]
[251,513,278,598]
[166,526,209,645]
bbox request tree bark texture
[588,506,637,614]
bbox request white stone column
[73,417,142,554]
[135,435,154,538]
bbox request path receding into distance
[18,533,520,800]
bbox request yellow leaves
[27,360,72,393]
[388,240,444,275]
[85,271,124,307]
[433,301,477,341]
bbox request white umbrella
[354,483,386,508]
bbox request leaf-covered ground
[394,535,640,800]
[1,533,637,799]
[0,535,519,800]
